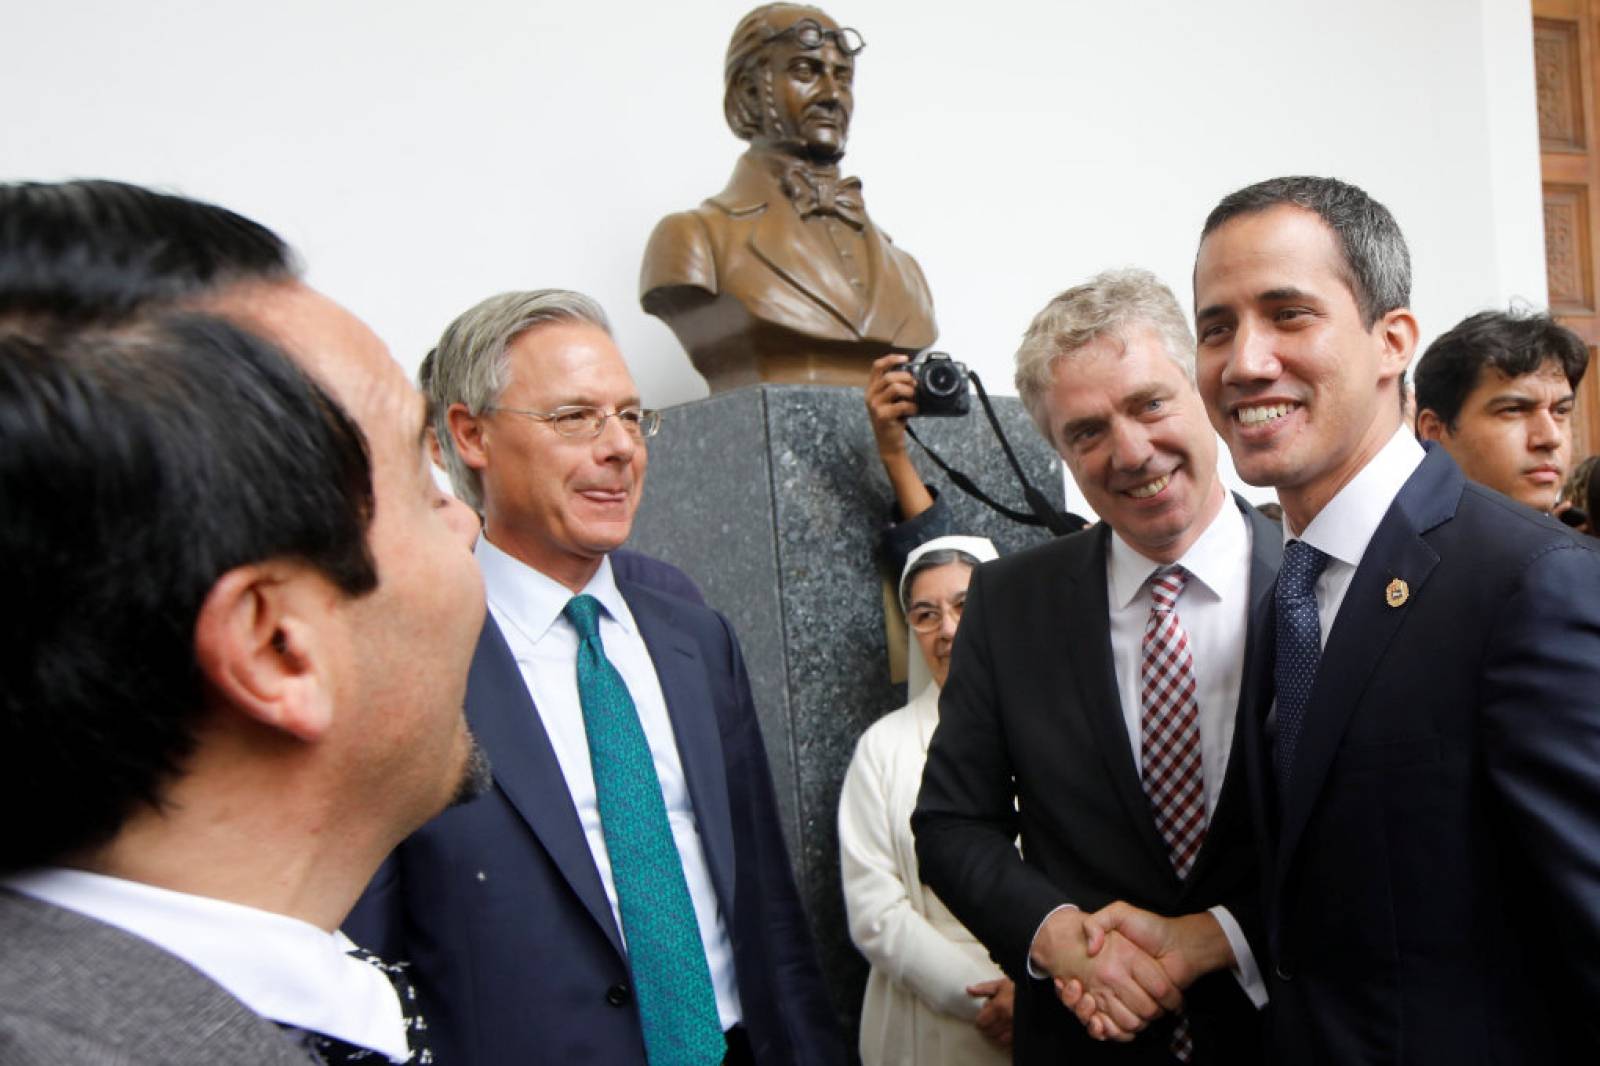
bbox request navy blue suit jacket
[345,578,844,1065]
[1244,446,1600,1064]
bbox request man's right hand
[866,353,918,457]
[1029,907,1181,1041]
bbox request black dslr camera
[909,351,970,417]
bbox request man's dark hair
[0,315,377,873]
[0,179,295,329]
[1413,309,1589,429]
[1201,175,1412,329]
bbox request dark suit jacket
[1244,446,1600,1064]
[913,497,1277,1065]
[640,149,937,376]
[345,580,844,1066]
[0,889,313,1065]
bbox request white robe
[839,683,1010,1066]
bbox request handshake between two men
[1032,902,1237,1044]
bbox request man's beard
[448,732,494,808]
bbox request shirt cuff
[1024,903,1077,980]
[1207,905,1267,1008]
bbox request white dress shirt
[1107,497,1250,822]
[476,536,742,1030]
[1104,498,1265,1007]
[1284,427,1426,642]
[4,867,409,1061]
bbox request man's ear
[192,563,337,743]
[447,403,489,473]
[1415,407,1450,443]
[1376,307,1420,384]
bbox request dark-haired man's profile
[640,3,937,391]
[0,179,486,1064]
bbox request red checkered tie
[1139,566,1204,1062]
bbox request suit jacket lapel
[623,585,738,919]
[745,198,865,336]
[854,223,910,341]
[1063,526,1177,876]
[1275,450,1456,880]
[466,615,625,959]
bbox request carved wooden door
[1536,0,1600,457]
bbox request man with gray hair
[345,290,844,1066]
[914,268,1275,1065]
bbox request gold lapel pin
[1385,578,1409,608]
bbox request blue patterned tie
[563,595,725,1066]
[1273,540,1331,790]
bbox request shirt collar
[476,535,636,646]
[3,868,409,1061]
[1288,426,1425,568]
[1108,490,1249,609]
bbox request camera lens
[924,362,960,396]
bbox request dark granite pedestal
[628,383,1065,1041]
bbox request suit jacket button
[606,983,631,1007]
[1274,963,1293,981]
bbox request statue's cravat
[780,162,866,228]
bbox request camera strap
[905,370,1088,537]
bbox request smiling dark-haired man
[1164,174,1600,1065]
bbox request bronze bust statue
[640,4,938,391]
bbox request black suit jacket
[1244,446,1600,1064]
[346,580,844,1066]
[913,497,1277,1065]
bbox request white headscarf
[899,534,999,699]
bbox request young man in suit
[344,290,845,1066]
[1179,175,1600,1063]
[0,181,486,1063]
[913,268,1276,1065]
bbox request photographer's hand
[867,354,933,520]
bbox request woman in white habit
[839,535,1014,1066]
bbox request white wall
[3,0,1545,509]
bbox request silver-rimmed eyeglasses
[487,404,662,440]
[764,18,865,56]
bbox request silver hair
[426,289,612,512]
[1013,268,1196,445]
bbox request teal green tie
[563,595,726,1066]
